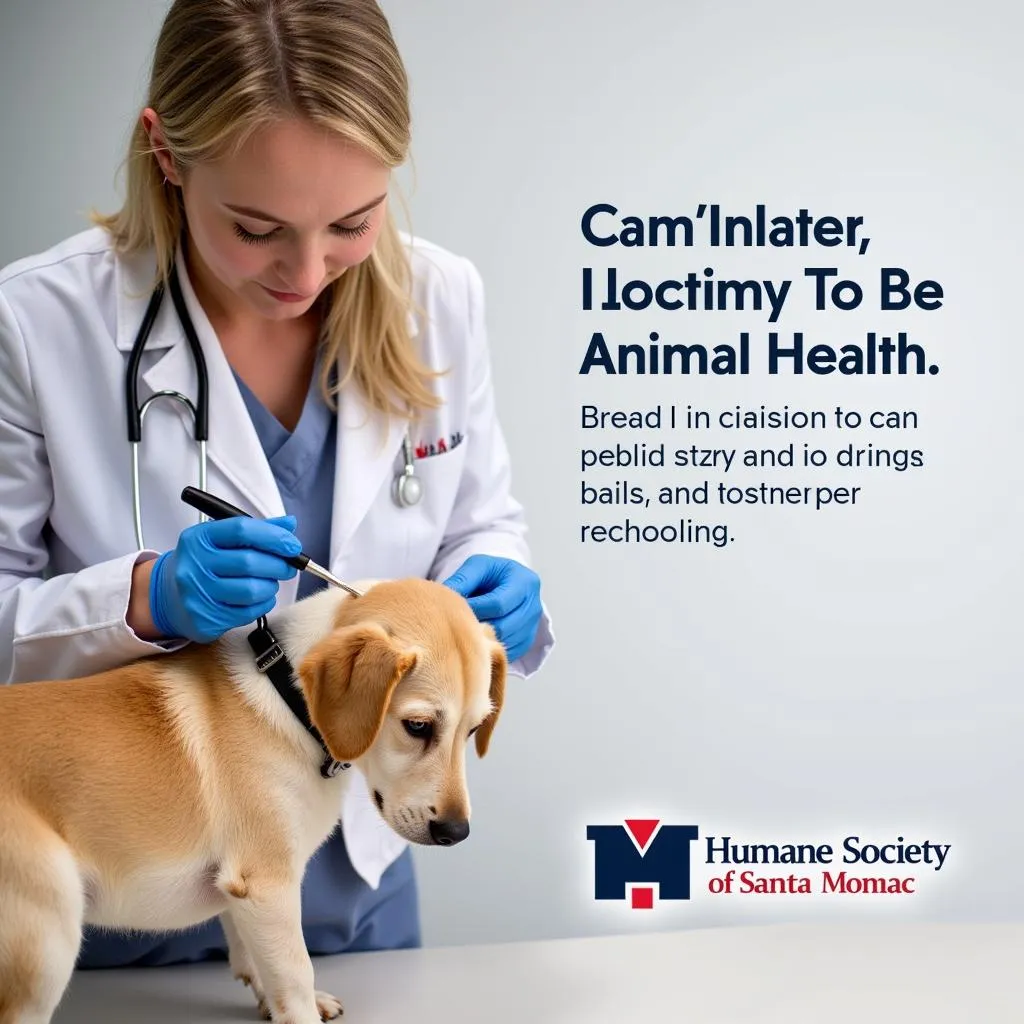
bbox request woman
[0,0,552,967]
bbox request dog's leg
[220,910,270,1015]
[216,872,342,1024]
[0,812,83,1024]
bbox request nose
[278,245,327,296]
[429,818,470,846]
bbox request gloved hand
[443,554,542,662]
[149,515,302,643]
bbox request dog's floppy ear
[474,641,507,758]
[298,623,417,762]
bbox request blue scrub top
[77,360,421,968]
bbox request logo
[587,819,952,908]
[586,819,699,909]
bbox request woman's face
[145,111,392,325]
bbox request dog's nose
[429,818,470,846]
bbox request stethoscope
[126,264,422,551]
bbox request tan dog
[0,578,506,1024]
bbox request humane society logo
[586,820,951,908]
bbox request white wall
[1,0,1020,949]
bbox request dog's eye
[403,720,433,741]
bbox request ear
[474,641,507,758]
[297,623,417,762]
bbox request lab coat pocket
[401,442,468,577]
[412,442,467,520]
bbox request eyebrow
[225,192,388,225]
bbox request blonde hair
[90,0,441,420]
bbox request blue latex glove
[149,515,302,643]
[443,554,542,662]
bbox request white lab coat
[0,225,554,888]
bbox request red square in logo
[631,887,654,909]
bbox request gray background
[1,0,1021,948]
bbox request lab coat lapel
[124,248,285,521]
[330,372,408,568]
[115,245,176,354]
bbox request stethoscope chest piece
[393,433,423,508]
[393,470,422,508]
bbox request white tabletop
[54,922,1024,1023]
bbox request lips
[261,284,313,303]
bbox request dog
[0,577,507,1024]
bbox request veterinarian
[0,0,553,967]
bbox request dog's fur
[0,578,506,1024]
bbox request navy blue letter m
[587,823,699,901]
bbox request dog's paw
[255,994,341,1023]
[316,990,344,1019]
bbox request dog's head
[296,578,506,847]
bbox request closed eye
[232,219,373,246]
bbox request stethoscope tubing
[125,266,209,443]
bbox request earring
[163,174,169,186]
